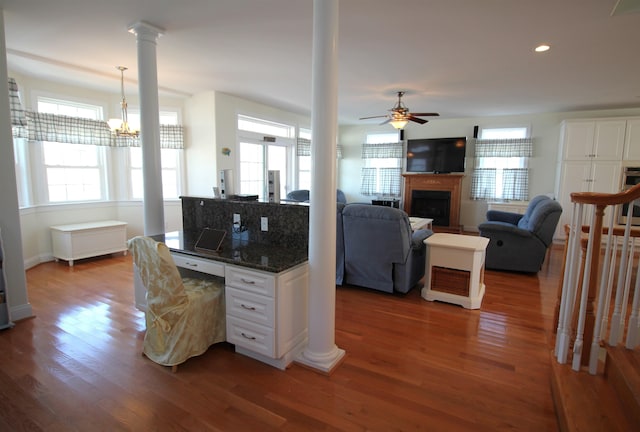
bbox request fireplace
[411,190,451,226]
[402,174,464,232]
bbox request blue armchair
[286,189,347,204]
[340,204,433,293]
[478,195,562,273]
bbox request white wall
[183,91,217,197]
[212,92,311,194]
[338,107,640,232]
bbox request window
[297,128,312,190]
[127,110,183,200]
[471,127,532,201]
[361,132,403,197]
[37,98,106,202]
[237,115,294,200]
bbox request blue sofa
[478,195,562,273]
[337,204,433,293]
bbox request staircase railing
[554,184,640,374]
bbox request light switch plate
[261,217,268,231]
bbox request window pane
[480,127,528,139]
[131,168,143,199]
[239,142,264,198]
[129,148,180,199]
[238,115,294,138]
[366,132,399,144]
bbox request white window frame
[237,115,295,200]
[297,128,312,191]
[34,96,109,204]
[476,126,530,200]
[125,109,184,200]
[362,132,403,197]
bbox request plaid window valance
[296,137,342,158]
[473,138,532,157]
[118,124,185,149]
[361,141,403,159]
[26,112,113,146]
[9,78,28,138]
[9,78,184,149]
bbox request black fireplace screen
[411,190,451,226]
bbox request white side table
[409,217,433,231]
[422,233,489,309]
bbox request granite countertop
[151,230,308,273]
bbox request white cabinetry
[225,263,308,370]
[554,119,633,240]
[561,119,626,161]
[624,118,640,161]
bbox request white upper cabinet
[561,119,626,161]
[623,118,640,161]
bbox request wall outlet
[261,217,268,231]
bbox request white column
[128,21,165,236]
[296,0,345,373]
[0,9,31,322]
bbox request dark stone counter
[152,230,308,273]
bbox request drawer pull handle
[185,262,198,267]
[241,332,256,340]
[240,304,256,311]
[240,278,256,284]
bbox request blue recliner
[340,204,433,293]
[286,189,347,204]
[478,195,562,273]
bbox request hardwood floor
[0,246,564,431]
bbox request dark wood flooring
[0,245,565,431]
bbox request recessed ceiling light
[535,44,551,53]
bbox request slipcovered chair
[341,204,433,293]
[478,195,562,273]
[128,236,226,372]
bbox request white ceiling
[2,0,640,125]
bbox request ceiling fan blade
[359,115,389,120]
[379,118,392,125]
[409,112,440,117]
[408,116,428,124]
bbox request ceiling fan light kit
[359,91,439,130]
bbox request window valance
[473,138,533,157]
[9,77,184,149]
[8,78,28,138]
[26,112,113,146]
[361,141,403,159]
[297,137,342,158]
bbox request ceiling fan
[359,91,439,129]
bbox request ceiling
[2,0,640,125]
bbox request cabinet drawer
[226,316,274,357]
[171,253,225,277]
[226,287,275,327]
[225,265,275,297]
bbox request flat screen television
[405,137,467,173]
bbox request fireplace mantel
[402,174,464,232]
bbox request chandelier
[108,66,139,138]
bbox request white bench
[51,220,128,266]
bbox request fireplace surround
[402,174,463,232]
